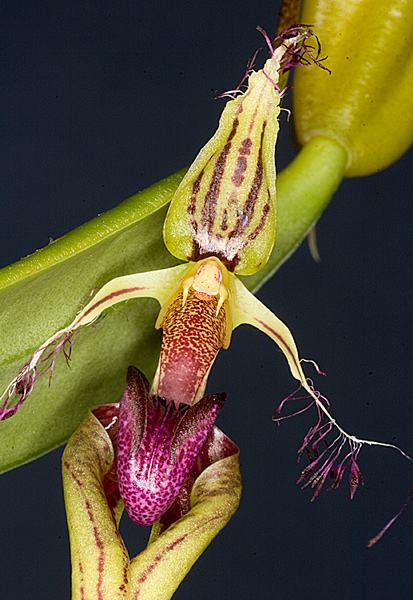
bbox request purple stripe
[80,286,147,320]
[200,118,240,234]
[228,122,267,241]
[255,316,300,372]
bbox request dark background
[1,2,412,599]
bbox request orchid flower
[1,27,319,421]
[1,21,411,554]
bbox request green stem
[241,135,348,291]
[0,169,187,290]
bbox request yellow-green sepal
[62,407,128,600]
[163,63,280,275]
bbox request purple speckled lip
[117,366,225,526]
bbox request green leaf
[0,137,347,473]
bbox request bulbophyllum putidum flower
[63,398,241,600]
[0,25,316,418]
[1,25,411,545]
[293,0,413,176]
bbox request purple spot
[239,138,252,155]
[232,156,247,187]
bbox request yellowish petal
[0,264,188,419]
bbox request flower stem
[241,135,348,291]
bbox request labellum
[151,260,228,407]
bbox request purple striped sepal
[163,27,316,275]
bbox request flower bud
[293,0,413,176]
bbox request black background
[1,2,412,599]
